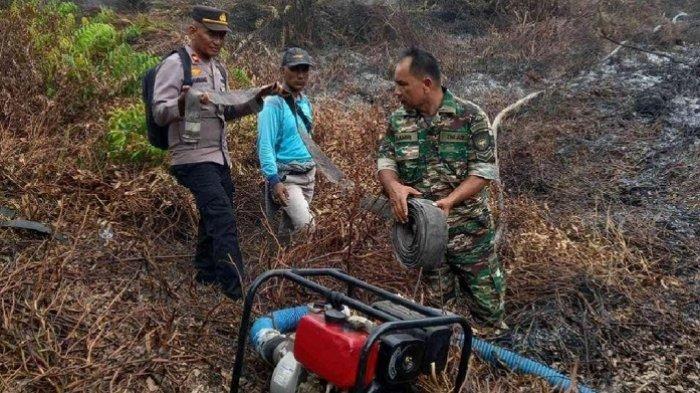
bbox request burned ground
[1,1,698,392]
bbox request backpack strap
[176,47,192,86]
[214,61,228,89]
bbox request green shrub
[15,0,166,162]
[74,22,118,58]
[55,1,79,16]
[132,13,167,33]
[122,24,142,42]
[90,7,117,24]
[32,13,78,91]
[61,52,96,95]
[106,104,165,163]
[230,68,252,88]
[29,2,77,51]
[105,43,160,95]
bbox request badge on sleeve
[471,130,492,152]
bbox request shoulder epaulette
[452,95,491,126]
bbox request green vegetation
[55,1,79,16]
[106,44,161,95]
[15,1,252,165]
[17,1,161,163]
[122,24,143,42]
[106,104,166,163]
[89,7,118,24]
[230,67,253,88]
[74,22,118,55]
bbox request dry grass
[2,1,699,392]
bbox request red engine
[293,309,379,389]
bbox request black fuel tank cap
[324,308,347,324]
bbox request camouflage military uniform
[377,89,505,326]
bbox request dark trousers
[171,162,244,291]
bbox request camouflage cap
[281,47,314,68]
[192,5,231,33]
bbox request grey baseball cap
[281,47,314,67]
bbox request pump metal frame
[230,268,472,393]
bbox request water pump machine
[229,268,472,393]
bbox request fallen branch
[600,35,690,65]
[116,254,193,262]
[601,40,628,63]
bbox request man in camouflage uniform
[377,47,505,329]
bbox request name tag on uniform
[440,132,469,143]
[395,132,418,143]
[192,76,208,84]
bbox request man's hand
[272,182,289,207]
[256,82,283,100]
[199,91,210,105]
[435,197,455,217]
[386,181,422,223]
[177,86,212,116]
[435,176,490,217]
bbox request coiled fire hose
[363,197,448,270]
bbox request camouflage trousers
[424,220,506,327]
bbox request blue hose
[466,335,596,393]
[249,305,309,348]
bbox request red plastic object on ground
[294,312,379,389]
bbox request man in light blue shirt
[257,47,316,241]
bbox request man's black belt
[286,168,313,176]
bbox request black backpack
[141,47,192,150]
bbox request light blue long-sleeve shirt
[257,94,314,186]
